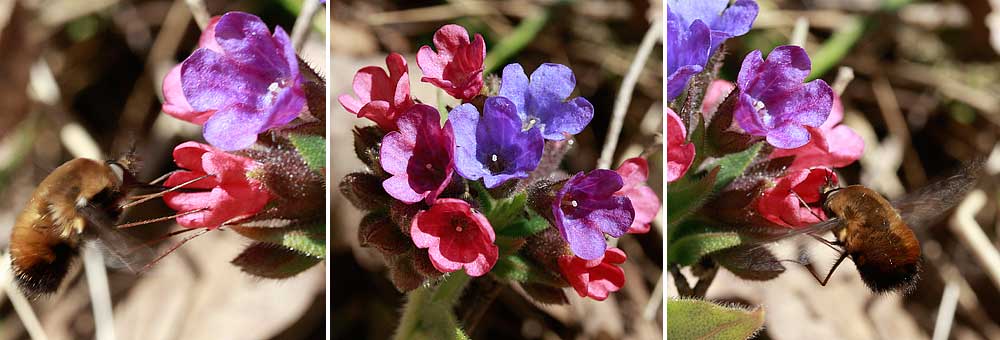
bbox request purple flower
[380,104,455,204]
[735,45,833,149]
[666,0,758,100]
[668,0,759,53]
[451,96,544,188]
[180,12,305,151]
[499,63,594,141]
[553,170,635,261]
[667,10,711,100]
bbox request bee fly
[9,156,207,298]
[775,159,982,293]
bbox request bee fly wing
[892,157,984,230]
[745,218,842,248]
[76,204,155,273]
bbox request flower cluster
[156,11,326,278]
[667,0,865,285]
[340,24,659,302]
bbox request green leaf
[486,193,527,230]
[289,133,326,174]
[668,232,741,266]
[496,213,550,238]
[712,142,762,192]
[230,225,326,259]
[231,242,322,279]
[667,167,719,229]
[667,299,765,340]
[470,180,493,213]
[491,254,531,282]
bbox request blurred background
[666,0,1000,339]
[329,0,663,339]
[0,0,325,339]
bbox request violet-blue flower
[667,9,711,100]
[498,63,594,141]
[734,45,833,149]
[666,0,758,100]
[552,170,635,261]
[451,96,544,188]
[668,0,759,53]
[180,12,305,151]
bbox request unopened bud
[520,282,569,305]
[340,172,390,211]
[358,212,411,256]
[354,126,386,175]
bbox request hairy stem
[394,272,472,340]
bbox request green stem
[393,272,473,340]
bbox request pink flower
[161,16,222,124]
[667,108,695,182]
[769,94,863,171]
[615,157,660,234]
[416,24,486,101]
[380,104,455,204]
[163,141,272,229]
[410,198,498,277]
[558,247,627,301]
[338,53,415,131]
[756,167,838,228]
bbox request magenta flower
[380,104,455,204]
[769,94,864,171]
[162,16,222,125]
[411,198,498,277]
[558,247,627,301]
[451,97,544,188]
[734,45,833,149]
[499,63,594,140]
[338,53,415,131]
[553,170,634,260]
[416,24,486,101]
[177,12,305,151]
[667,108,695,182]
[163,142,272,229]
[756,167,838,228]
[615,157,660,234]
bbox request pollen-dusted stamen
[571,200,578,208]
[491,154,498,162]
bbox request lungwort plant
[339,24,660,339]
[667,0,864,338]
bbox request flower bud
[520,282,569,305]
[526,179,559,220]
[521,228,571,287]
[246,146,324,220]
[707,89,758,155]
[340,172,391,211]
[358,212,411,256]
[412,248,444,279]
[388,253,424,292]
[389,200,426,236]
[353,126,385,175]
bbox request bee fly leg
[805,252,849,287]
[808,233,844,253]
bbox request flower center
[523,117,539,131]
[425,163,433,170]
[486,153,508,174]
[752,99,774,126]
[455,226,463,232]
[263,78,290,107]
[571,200,578,207]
